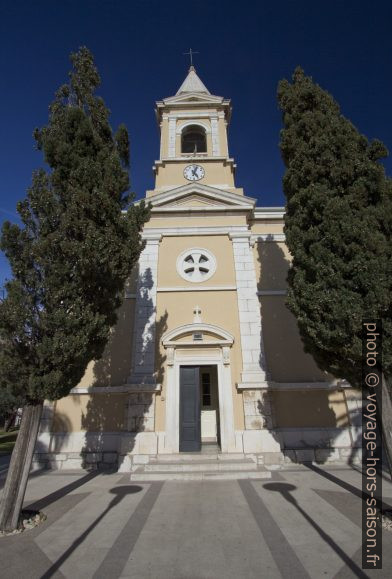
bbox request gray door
[179,366,201,452]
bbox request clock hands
[184,165,204,181]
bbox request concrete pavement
[1,464,392,578]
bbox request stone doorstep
[147,452,249,463]
[141,459,257,473]
[130,468,272,482]
[30,447,361,474]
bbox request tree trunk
[380,374,392,480]
[0,402,43,532]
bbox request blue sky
[1,0,391,285]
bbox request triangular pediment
[162,194,228,208]
[144,183,256,212]
[163,92,223,106]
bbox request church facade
[35,67,362,471]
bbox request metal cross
[183,48,199,67]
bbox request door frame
[165,350,236,453]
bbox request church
[35,66,362,476]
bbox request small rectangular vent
[193,332,203,342]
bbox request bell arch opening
[181,124,207,153]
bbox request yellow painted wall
[76,298,135,388]
[154,160,235,190]
[260,296,328,382]
[254,241,290,290]
[154,290,244,431]
[52,394,127,432]
[145,215,247,228]
[251,221,285,234]
[272,390,348,428]
[157,235,236,287]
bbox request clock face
[184,164,205,181]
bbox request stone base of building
[33,426,362,472]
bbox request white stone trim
[155,156,235,163]
[230,232,267,384]
[257,290,287,296]
[167,111,220,119]
[176,247,217,283]
[236,381,345,391]
[168,117,176,158]
[151,206,252,213]
[147,182,256,207]
[253,208,285,219]
[176,120,211,135]
[162,323,234,345]
[144,226,249,237]
[252,234,286,242]
[141,232,164,241]
[70,384,162,394]
[157,285,236,292]
[210,117,220,156]
[164,349,236,454]
[128,235,161,385]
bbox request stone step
[149,453,248,463]
[144,459,257,473]
[130,467,271,482]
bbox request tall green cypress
[278,67,392,468]
[0,47,149,532]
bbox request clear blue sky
[1,0,391,285]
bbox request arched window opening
[181,125,207,154]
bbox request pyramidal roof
[176,66,210,95]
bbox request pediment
[162,323,234,346]
[146,183,256,212]
[160,194,228,209]
[163,93,223,106]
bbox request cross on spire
[183,48,199,68]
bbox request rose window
[176,248,216,283]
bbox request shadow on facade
[33,404,72,469]
[79,266,167,470]
[255,238,358,465]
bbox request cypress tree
[0,47,149,532]
[278,68,392,467]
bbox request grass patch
[0,429,18,455]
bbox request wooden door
[179,366,201,452]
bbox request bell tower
[147,66,244,197]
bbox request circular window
[176,248,217,283]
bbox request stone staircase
[129,452,272,481]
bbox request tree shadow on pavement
[263,482,368,578]
[40,485,143,579]
[25,470,101,512]
[306,463,392,511]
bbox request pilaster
[210,116,220,156]
[230,232,267,386]
[168,117,176,158]
[128,233,162,386]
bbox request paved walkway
[1,464,392,578]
